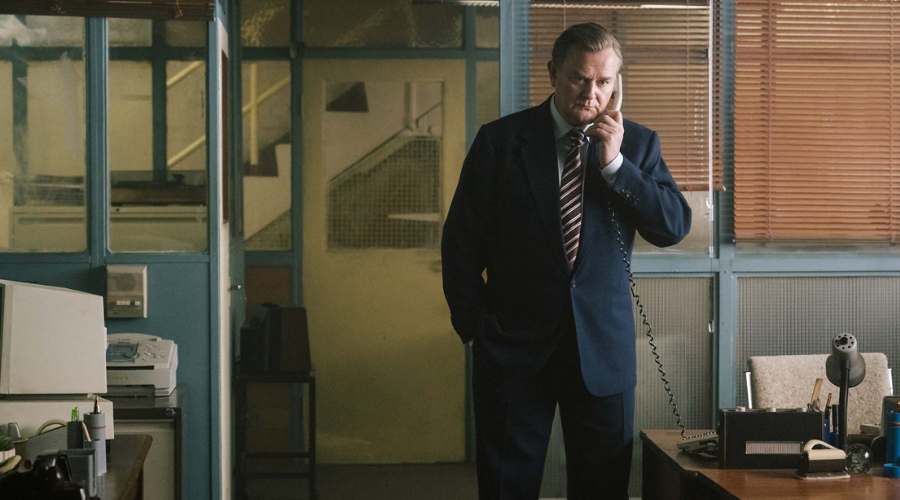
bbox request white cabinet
[111,389,184,500]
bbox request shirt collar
[550,94,591,141]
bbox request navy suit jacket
[442,97,691,397]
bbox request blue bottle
[829,404,840,447]
[885,405,900,478]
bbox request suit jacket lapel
[520,99,570,274]
[578,141,608,268]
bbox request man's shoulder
[623,118,655,140]
[480,101,549,137]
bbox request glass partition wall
[0,15,209,254]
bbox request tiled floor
[244,463,478,500]
[241,463,642,499]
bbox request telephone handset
[612,73,623,112]
[588,74,624,144]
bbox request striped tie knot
[567,129,585,151]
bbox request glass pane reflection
[304,0,463,48]
[109,18,152,47]
[242,61,291,251]
[0,16,86,253]
[108,20,208,253]
[241,0,291,48]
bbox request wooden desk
[641,429,900,500]
[103,433,153,500]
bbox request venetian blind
[733,0,900,243]
[0,0,215,20]
[528,0,716,191]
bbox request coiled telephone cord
[608,200,687,440]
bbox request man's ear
[547,60,556,86]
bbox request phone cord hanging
[608,199,687,440]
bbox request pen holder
[64,448,98,496]
[66,421,84,450]
[83,412,106,476]
[884,411,900,478]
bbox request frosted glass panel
[18,16,83,47]
[475,6,500,49]
[0,16,86,253]
[541,277,713,499]
[241,0,290,48]
[304,0,463,48]
[109,18,152,46]
[736,277,900,408]
[166,20,207,47]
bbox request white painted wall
[243,144,291,239]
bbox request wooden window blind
[0,0,215,20]
[733,0,900,243]
[528,1,715,192]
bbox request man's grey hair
[551,22,623,71]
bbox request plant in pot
[0,435,15,464]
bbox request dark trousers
[472,317,635,500]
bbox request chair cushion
[749,353,891,434]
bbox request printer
[106,333,178,397]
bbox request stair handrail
[167,64,290,168]
[329,102,442,186]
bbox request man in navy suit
[442,23,691,499]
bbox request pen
[809,378,823,410]
[824,393,834,446]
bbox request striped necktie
[560,129,586,270]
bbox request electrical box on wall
[107,265,148,318]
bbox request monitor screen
[0,280,107,396]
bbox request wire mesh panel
[540,277,713,499]
[327,136,441,249]
[736,277,900,408]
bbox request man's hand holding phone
[586,110,624,167]
[586,73,624,167]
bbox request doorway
[302,58,467,463]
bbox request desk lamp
[825,333,866,450]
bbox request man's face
[548,47,620,127]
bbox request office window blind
[528,1,716,191]
[733,0,900,243]
[0,0,215,20]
